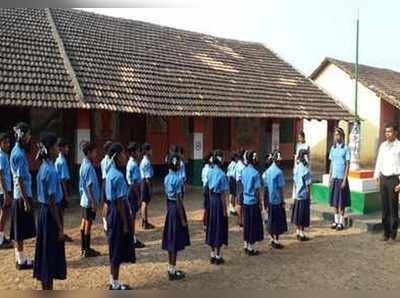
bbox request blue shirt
[126,157,141,185]
[235,160,246,182]
[201,164,211,187]
[37,160,63,204]
[140,155,153,179]
[293,163,312,200]
[207,165,229,194]
[164,170,182,200]
[55,153,70,181]
[178,160,186,181]
[227,161,237,178]
[101,155,113,180]
[329,144,351,179]
[10,143,32,199]
[79,158,101,208]
[241,164,262,205]
[264,163,285,205]
[105,164,128,202]
[0,149,12,195]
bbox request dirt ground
[1,187,400,290]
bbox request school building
[0,8,352,186]
[306,57,400,174]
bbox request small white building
[305,57,400,177]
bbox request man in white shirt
[374,122,400,242]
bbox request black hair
[0,132,10,143]
[334,127,345,148]
[103,140,113,152]
[298,131,306,139]
[108,142,124,158]
[231,152,239,162]
[203,152,212,166]
[297,149,309,166]
[167,152,181,171]
[265,153,273,169]
[80,141,96,156]
[142,143,151,152]
[14,122,30,134]
[211,149,224,167]
[237,149,245,161]
[127,142,140,155]
[385,122,399,132]
[57,138,69,147]
[37,132,58,160]
[169,144,178,154]
[245,150,257,165]
[271,149,282,162]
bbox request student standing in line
[162,152,190,281]
[264,150,287,249]
[235,149,246,227]
[206,150,229,264]
[177,146,186,199]
[201,152,212,231]
[374,122,400,242]
[105,143,135,290]
[54,138,73,242]
[292,131,310,200]
[33,132,66,290]
[241,150,264,256]
[79,141,101,257]
[329,127,351,231]
[291,149,312,242]
[10,122,36,270]
[0,133,13,249]
[126,142,145,249]
[101,141,113,233]
[226,152,238,216]
[140,143,155,229]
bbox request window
[213,118,231,150]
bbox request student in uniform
[201,152,212,231]
[126,142,145,249]
[79,141,101,257]
[162,152,190,281]
[33,132,66,290]
[140,143,155,229]
[264,150,287,249]
[241,150,264,256]
[261,154,274,214]
[226,152,238,216]
[292,131,310,199]
[54,138,73,242]
[206,150,229,264]
[291,149,312,242]
[0,133,13,249]
[101,141,113,233]
[10,122,36,270]
[329,127,351,231]
[235,149,246,227]
[105,143,135,290]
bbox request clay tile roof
[311,57,400,110]
[0,8,353,120]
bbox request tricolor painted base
[188,159,203,187]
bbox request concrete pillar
[75,109,91,165]
[190,117,204,186]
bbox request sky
[80,0,400,76]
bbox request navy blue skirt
[128,184,140,215]
[329,179,351,209]
[162,200,191,253]
[206,192,228,247]
[140,179,152,203]
[243,203,264,244]
[229,177,237,196]
[291,199,310,227]
[203,186,210,211]
[267,203,288,236]
[236,181,244,205]
[10,198,36,241]
[33,204,66,283]
[107,200,136,267]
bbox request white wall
[303,119,327,179]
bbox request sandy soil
[0,187,399,290]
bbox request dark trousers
[380,175,399,238]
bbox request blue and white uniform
[0,148,12,208]
[126,157,141,215]
[140,155,153,203]
[291,163,312,227]
[227,160,237,196]
[79,158,101,220]
[235,160,246,204]
[329,143,351,209]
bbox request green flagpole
[355,11,359,119]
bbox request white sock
[16,251,26,264]
[339,215,344,225]
[111,279,119,288]
[248,243,255,251]
[334,214,339,224]
[102,218,107,231]
[244,241,248,249]
[296,229,300,235]
[216,254,222,259]
[299,230,305,237]
[0,231,4,244]
[210,251,216,258]
[168,265,176,273]
[133,235,137,243]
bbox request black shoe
[109,283,131,290]
[215,257,225,265]
[296,234,301,241]
[134,240,146,249]
[382,235,390,242]
[230,210,238,216]
[84,248,101,258]
[271,241,284,249]
[143,221,155,230]
[247,250,260,256]
[331,222,338,229]
[16,260,34,270]
[391,233,397,241]
[244,248,249,255]
[168,270,185,281]
[210,257,216,264]
[299,235,310,242]
[0,239,13,249]
[336,224,344,231]
[64,234,73,242]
